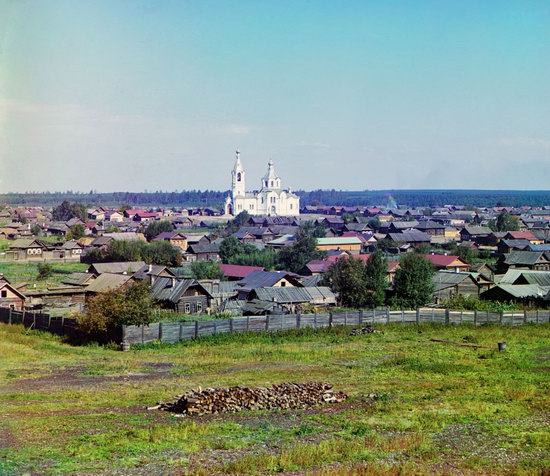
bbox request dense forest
[1,189,549,208]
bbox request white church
[224,150,300,217]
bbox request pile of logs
[349,325,381,336]
[148,382,347,416]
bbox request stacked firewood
[148,382,347,416]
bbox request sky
[1,0,549,192]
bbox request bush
[78,282,154,334]
[37,262,54,280]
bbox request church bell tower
[231,149,246,199]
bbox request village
[2,191,550,323]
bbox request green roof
[317,237,362,245]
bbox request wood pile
[349,326,381,336]
[148,382,347,416]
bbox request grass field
[0,261,88,288]
[0,323,548,475]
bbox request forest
[1,189,549,208]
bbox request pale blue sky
[1,0,549,192]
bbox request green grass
[0,261,88,288]
[0,323,548,475]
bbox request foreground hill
[0,323,548,475]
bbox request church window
[237,172,241,182]
[271,181,274,187]
[290,204,293,210]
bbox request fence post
[194,320,199,339]
[523,310,527,325]
[445,309,450,325]
[474,310,477,326]
[314,313,318,329]
[328,312,332,328]
[246,315,250,331]
[281,314,284,330]
[22,309,25,325]
[416,308,420,324]
[121,325,129,351]
[60,316,64,336]
[229,318,234,334]
[536,310,539,324]
[141,325,145,344]
[500,311,503,324]
[432,308,435,322]
[159,322,163,342]
[179,322,183,341]
[265,315,270,331]
[386,307,390,324]
[359,310,363,325]
[297,313,301,329]
[344,312,347,327]
[401,308,404,323]
[213,320,217,335]
[372,307,376,324]
[8,308,12,325]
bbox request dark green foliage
[30,224,42,236]
[190,261,224,280]
[67,224,85,240]
[489,211,520,232]
[376,238,398,252]
[278,222,326,273]
[36,262,53,280]
[219,237,279,268]
[219,236,243,263]
[85,240,182,266]
[52,200,87,221]
[322,257,370,307]
[144,220,173,241]
[78,281,154,334]
[230,248,279,269]
[393,253,435,308]
[365,251,388,307]
[226,211,251,234]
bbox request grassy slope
[0,323,548,475]
[0,261,88,288]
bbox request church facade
[225,150,300,217]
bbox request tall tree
[489,211,520,232]
[392,253,435,309]
[278,222,325,273]
[190,261,224,280]
[365,251,388,307]
[52,200,87,221]
[144,220,174,241]
[322,256,369,308]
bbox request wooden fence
[1,306,548,350]
[0,307,119,343]
[121,308,550,349]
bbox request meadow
[0,322,548,475]
[0,261,88,288]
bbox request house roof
[462,226,492,236]
[505,231,538,241]
[483,284,550,299]
[133,264,176,281]
[422,254,470,268]
[387,231,431,243]
[504,251,550,266]
[150,277,212,303]
[0,281,26,300]
[61,273,96,286]
[237,271,301,291]
[415,220,445,230]
[88,261,146,275]
[86,273,133,293]
[498,269,550,287]
[219,264,264,279]
[251,286,336,304]
[9,239,43,249]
